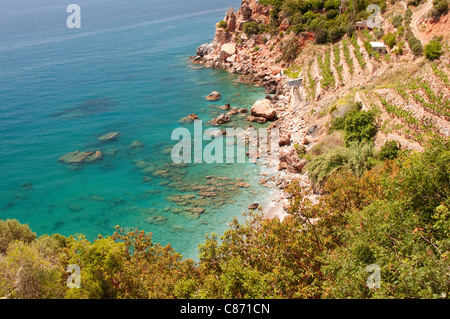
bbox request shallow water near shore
[0,0,274,259]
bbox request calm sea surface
[0,0,273,259]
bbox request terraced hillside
[288,12,449,152]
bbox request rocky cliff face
[190,1,330,209]
[192,0,287,95]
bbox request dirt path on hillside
[355,91,370,110]
[411,0,434,43]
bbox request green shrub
[293,144,307,158]
[343,110,377,146]
[302,11,317,23]
[424,39,443,60]
[324,0,341,10]
[346,22,355,37]
[371,28,383,40]
[326,9,339,20]
[431,0,449,20]
[329,102,376,146]
[383,32,397,48]
[306,141,376,188]
[243,22,260,35]
[0,219,36,254]
[0,241,63,299]
[330,115,347,131]
[408,36,423,56]
[392,14,403,28]
[379,140,401,160]
[364,40,374,55]
[329,26,346,42]
[314,27,329,44]
[280,38,300,63]
[218,20,227,29]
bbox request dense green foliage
[256,0,387,44]
[379,140,401,160]
[242,21,265,35]
[306,141,376,188]
[218,20,227,29]
[383,32,397,49]
[0,138,448,299]
[431,0,449,20]
[0,219,36,254]
[392,14,403,28]
[329,102,377,146]
[280,38,300,62]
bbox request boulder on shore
[246,115,267,124]
[59,151,102,164]
[196,43,213,57]
[206,91,221,101]
[214,113,231,124]
[250,99,277,120]
[279,133,291,146]
[219,43,236,62]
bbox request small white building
[287,78,302,87]
[370,42,387,54]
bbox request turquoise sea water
[0,0,273,259]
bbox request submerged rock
[152,169,169,178]
[221,103,231,110]
[197,190,218,197]
[104,149,118,157]
[98,132,120,142]
[145,216,167,225]
[187,207,205,214]
[237,182,251,188]
[179,113,199,123]
[21,182,33,190]
[69,205,84,212]
[59,151,102,164]
[82,195,105,202]
[129,140,144,149]
[142,165,156,175]
[51,98,113,119]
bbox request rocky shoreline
[190,0,316,220]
